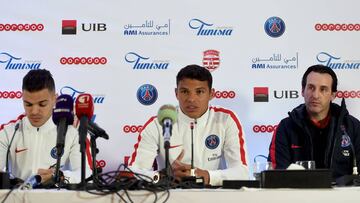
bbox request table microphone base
[180,176,205,188]
[0,172,10,189]
[65,182,97,190]
[336,175,360,186]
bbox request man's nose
[30,105,40,114]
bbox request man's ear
[330,91,336,101]
[175,88,178,100]
[210,88,215,100]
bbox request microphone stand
[87,133,107,187]
[336,125,360,186]
[2,123,20,189]
[54,119,67,187]
[78,116,88,188]
[190,122,195,176]
[163,120,172,178]
[180,121,204,188]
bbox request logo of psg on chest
[341,134,351,148]
[205,134,220,149]
[51,146,64,159]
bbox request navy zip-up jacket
[268,99,360,178]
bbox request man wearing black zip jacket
[268,65,360,179]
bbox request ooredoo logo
[253,125,278,133]
[336,91,360,98]
[315,23,360,31]
[0,24,44,31]
[123,125,143,133]
[214,90,236,99]
[0,91,22,99]
[60,57,107,65]
[96,160,106,168]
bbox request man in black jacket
[268,64,360,179]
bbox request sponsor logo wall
[1,0,360,176]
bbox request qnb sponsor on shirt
[60,57,107,65]
[253,125,278,133]
[123,125,143,133]
[315,23,360,31]
[317,52,360,70]
[125,52,169,70]
[0,91,22,99]
[60,86,105,104]
[0,52,41,70]
[188,19,233,36]
[214,90,236,99]
[0,23,44,31]
[336,91,360,98]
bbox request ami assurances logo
[125,52,170,70]
[189,19,233,36]
[251,53,298,69]
[0,52,41,70]
[123,19,171,36]
[62,20,107,35]
[316,52,360,70]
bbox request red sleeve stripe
[85,137,93,170]
[129,116,157,166]
[269,123,280,169]
[210,107,247,166]
[0,114,26,131]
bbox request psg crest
[205,134,220,149]
[50,146,64,159]
[136,84,158,106]
[264,16,285,38]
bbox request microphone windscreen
[52,94,74,125]
[157,104,177,123]
[75,93,94,120]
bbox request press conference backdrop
[1,0,360,176]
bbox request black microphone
[180,120,204,187]
[335,125,360,186]
[52,94,74,184]
[52,94,74,154]
[6,123,20,174]
[88,122,109,140]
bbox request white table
[1,187,360,203]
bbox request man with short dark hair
[268,64,360,178]
[129,64,249,186]
[0,69,91,185]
